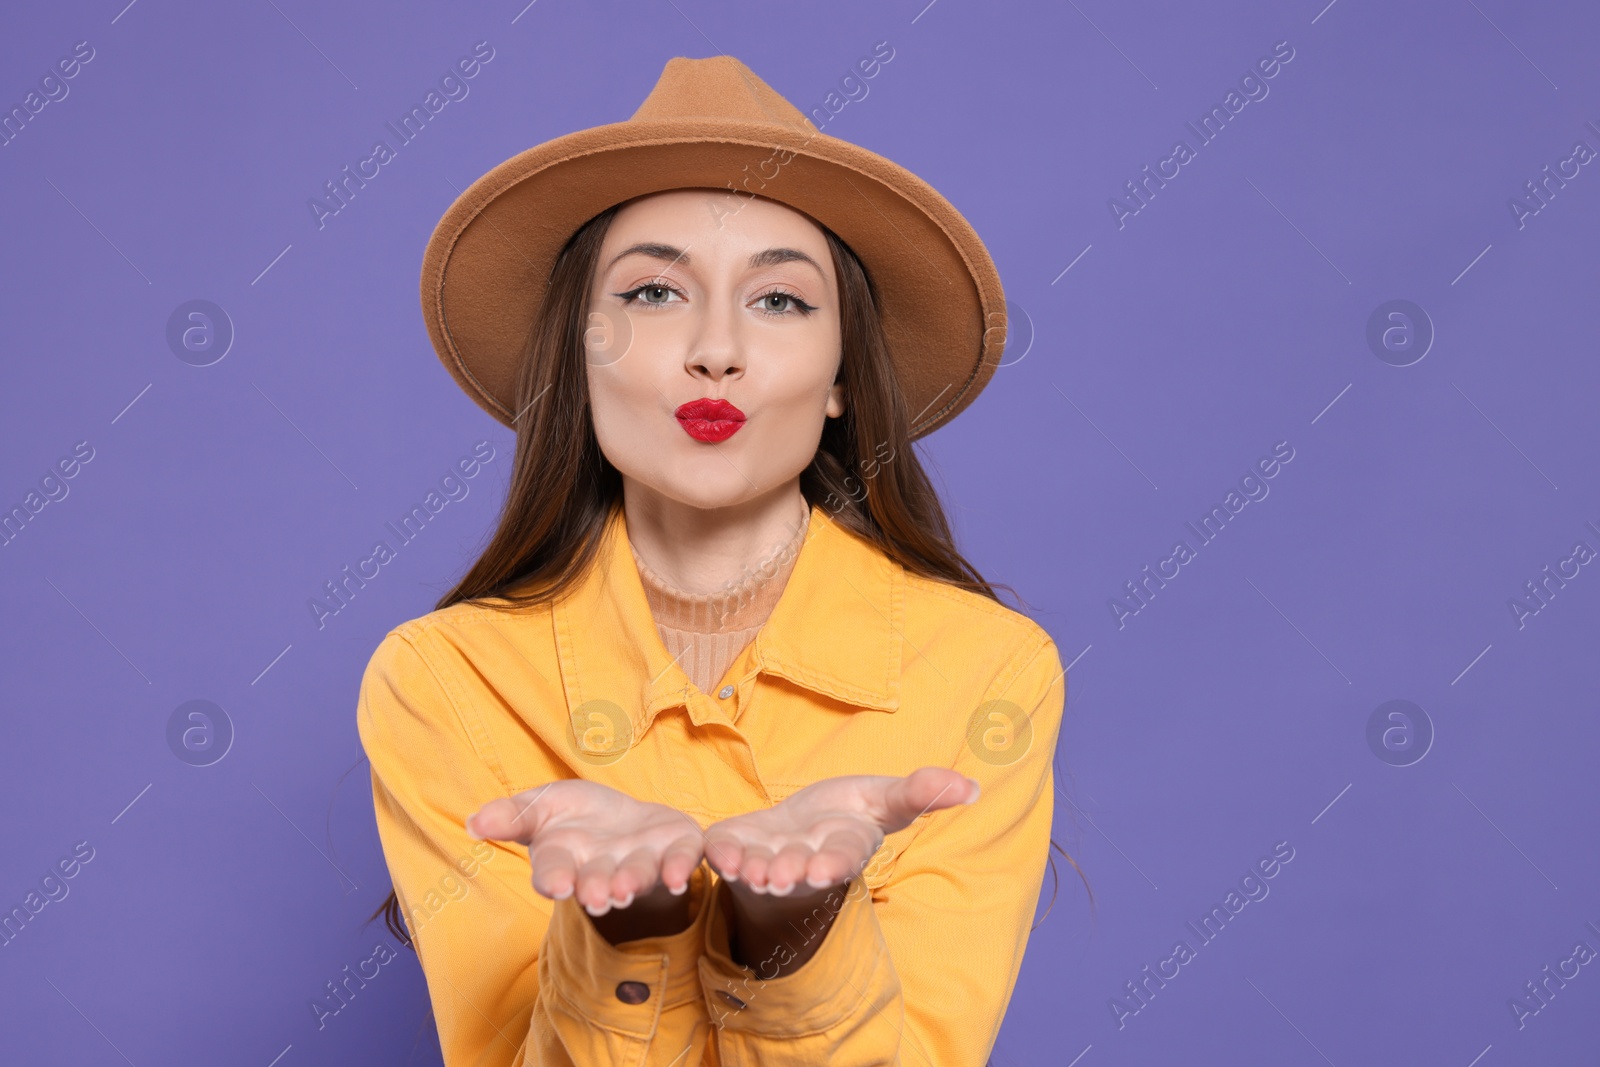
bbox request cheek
[586,362,658,458]
[584,325,707,488]
[741,372,833,470]
[754,405,829,475]
[748,320,839,390]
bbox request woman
[357,55,1072,1065]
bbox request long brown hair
[367,194,1093,949]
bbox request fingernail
[464,817,483,840]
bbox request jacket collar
[549,501,903,740]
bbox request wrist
[722,877,850,976]
[588,873,698,946]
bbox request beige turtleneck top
[628,509,811,695]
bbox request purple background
[3,1,1597,1063]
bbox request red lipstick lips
[675,397,746,443]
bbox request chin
[627,456,770,512]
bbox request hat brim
[420,119,1006,438]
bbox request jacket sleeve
[695,633,1067,1065]
[357,629,717,1066]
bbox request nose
[684,299,744,384]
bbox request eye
[614,281,683,308]
[752,289,817,317]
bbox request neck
[620,476,811,596]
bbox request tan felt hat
[420,54,1007,439]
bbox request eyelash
[612,279,817,317]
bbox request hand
[703,766,979,895]
[466,780,705,918]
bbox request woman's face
[584,188,845,512]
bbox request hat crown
[629,56,814,131]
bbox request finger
[806,827,876,888]
[740,844,776,892]
[528,843,580,901]
[467,783,562,844]
[575,854,618,915]
[702,834,745,882]
[659,835,705,895]
[611,847,661,907]
[767,842,814,896]
[881,768,977,832]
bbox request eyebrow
[605,243,826,279]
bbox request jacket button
[615,981,650,1005]
[716,989,746,1009]
[718,685,735,699]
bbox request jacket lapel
[549,501,904,745]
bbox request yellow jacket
[356,501,1066,1066]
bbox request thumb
[881,767,979,832]
[467,784,559,844]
